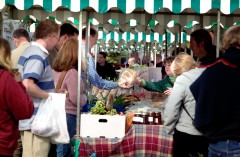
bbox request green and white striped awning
[1,0,240,14]
[1,0,237,49]
[23,13,240,36]
[8,8,240,36]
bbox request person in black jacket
[97,52,117,81]
[190,25,240,157]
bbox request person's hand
[164,87,173,96]
[45,93,50,99]
[56,89,69,97]
[13,71,22,82]
[118,81,133,89]
[135,77,142,84]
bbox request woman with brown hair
[52,37,87,157]
[163,53,208,157]
[135,56,176,95]
[0,37,33,157]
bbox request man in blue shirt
[82,27,130,89]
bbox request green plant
[87,91,98,104]
[90,100,117,115]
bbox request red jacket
[0,69,34,156]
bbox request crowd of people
[1,18,240,157]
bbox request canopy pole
[77,11,83,136]
[85,14,90,56]
[148,43,152,66]
[153,43,156,67]
[165,29,168,57]
[84,13,90,95]
[153,42,156,67]
[174,35,177,56]
[179,24,181,52]
[200,15,203,28]
[216,10,221,57]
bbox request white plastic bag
[49,93,70,144]
[31,96,59,137]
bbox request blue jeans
[209,140,240,157]
[57,114,76,157]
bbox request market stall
[1,1,240,157]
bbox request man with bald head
[11,28,30,69]
[128,57,139,67]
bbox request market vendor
[81,27,131,90]
[135,56,176,95]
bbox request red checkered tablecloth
[79,125,173,157]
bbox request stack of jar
[132,111,162,125]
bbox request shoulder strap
[56,71,67,91]
[181,100,194,121]
[199,58,238,69]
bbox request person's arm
[141,77,172,92]
[19,54,50,99]
[88,56,118,90]
[164,87,173,96]
[163,77,185,135]
[22,78,49,99]
[5,73,34,120]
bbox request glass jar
[142,112,148,125]
[132,113,142,124]
[148,112,155,125]
[155,112,162,125]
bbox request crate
[80,114,126,138]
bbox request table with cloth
[79,124,173,157]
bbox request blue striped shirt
[18,42,55,130]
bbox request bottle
[148,112,155,125]
[142,112,148,125]
[155,112,162,125]
[132,113,141,124]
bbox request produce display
[114,94,140,107]
[90,100,117,115]
[85,94,140,114]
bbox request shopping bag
[31,96,59,137]
[49,93,70,144]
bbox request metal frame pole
[179,24,181,52]
[165,29,168,57]
[216,10,221,57]
[77,11,83,136]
